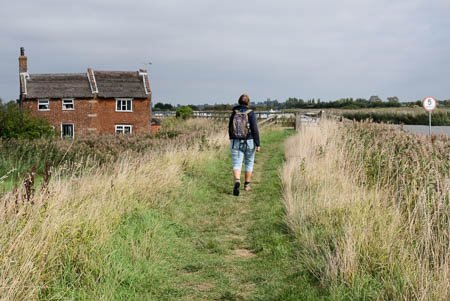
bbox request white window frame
[62,98,74,110]
[115,125,132,134]
[61,123,75,139]
[115,98,133,112]
[38,99,50,111]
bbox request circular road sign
[423,96,437,112]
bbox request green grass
[44,129,327,300]
[0,174,43,196]
[0,177,15,193]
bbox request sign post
[422,96,437,136]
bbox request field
[1,117,449,300]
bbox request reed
[341,110,450,125]
[281,119,449,300]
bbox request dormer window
[116,99,132,112]
[38,99,49,111]
[62,99,74,110]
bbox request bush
[0,99,53,139]
[175,106,193,120]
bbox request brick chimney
[19,47,27,73]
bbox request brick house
[18,48,151,138]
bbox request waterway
[399,125,450,136]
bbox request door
[62,123,74,139]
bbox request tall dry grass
[0,119,227,300]
[282,119,449,300]
[0,117,224,190]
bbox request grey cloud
[1,0,450,104]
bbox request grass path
[69,129,325,300]
[157,128,326,300]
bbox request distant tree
[187,104,199,111]
[153,102,164,110]
[367,95,384,108]
[355,98,368,105]
[154,102,174,111]
[385,96,401,107]
[175,106,193,120]
[387,96,399,103]
[369,95,383,103]
[198,104,210,110]
[285,97,305,109]
[209,104,233,111]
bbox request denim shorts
[230,139,256,172]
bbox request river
[398,125,450,136]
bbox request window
[38,99,49,111]
[62,99,74,110]
[115,125,132,134]
[61,123,74,139]
[116,99,132,112]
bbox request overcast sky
[1,0,450,105]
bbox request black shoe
[233,182,240,196]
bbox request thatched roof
[25,70,149,99]
[26,73,92,98]
[95,71,148,98]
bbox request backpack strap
[235,109,252,115]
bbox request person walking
[229,93,260,196]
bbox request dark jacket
[228,105,260,147]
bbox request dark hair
[238,94,250,106]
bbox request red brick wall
[23,98,94,137]
[93,97,151,134]
[23,97,151,136]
